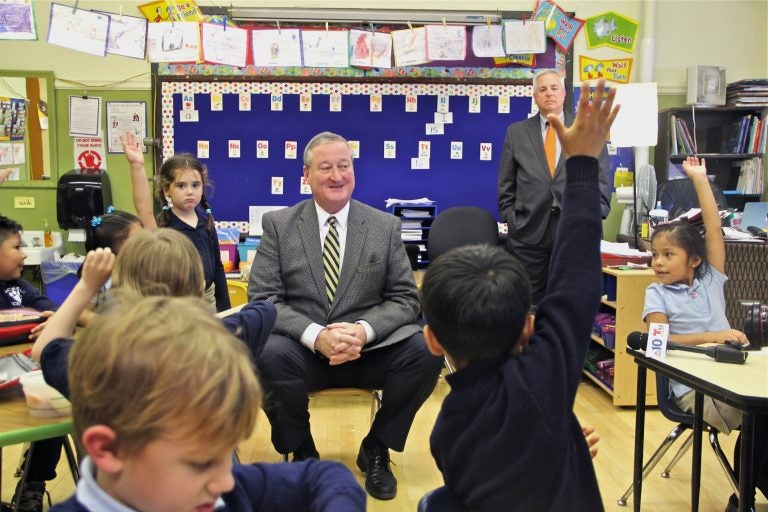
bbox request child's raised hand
[681,156,707,179]
[548,78,620,159]
[80,248,115,294]
[120,131,145,167]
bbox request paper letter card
[384,141,396,159]
[349,29,392,69]
[405,95,418,113]
[411,157,429,170]
[271,94,283,111]
[300,176,311,195]
[498,96,511,114]
[197,140,209,159]
[425,25,466,61]
[228,140,240,158]
[180,109,199,122]
[436,95,450,114]
[480,143,493,161]
[450,141,463,159]
[239,93,251,111]
[418,141,431,158]
[348,140,360,158]
[329,94,342,112]
[300,93,312,111]
[370,94,382,112]
[468,96,481,113]
[251,29,302,67]
[391,27,428,67]
[146,21,200,63]
[201,22,248,68]
[271,176,284,195]
[210,92,223,111]
[256,140,269,158]
[284,141,298,159]
[301,29,349,68]
[426,123,444,135]
[47,3,109,56]
[435,112,453,124]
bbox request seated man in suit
[248,131,444,501]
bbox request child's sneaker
[11,480,47,512]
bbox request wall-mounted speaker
[686,65,726,106]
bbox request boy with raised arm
[420,79,619,511]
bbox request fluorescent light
[228,8,502,26]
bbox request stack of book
[735,157,764,195]
[669,114,697,155]
[725,114,766,154]
[726,79,768,107]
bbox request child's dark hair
[421,244,532,362]
[0,215,22,246]
[651,221,709,280]
[155,153,215,231]
[85,209,141,253]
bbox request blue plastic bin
[41,261,81,307]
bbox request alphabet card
[284,141,298,159]
[300,176,311,195]
[384,140,396,159]
[228,140,240,158]
[418,141,431,158]
[197,140,209,159]
[450,141,463,159]
[271,176,284,195]
[405,95,418,112]
[480,142,493,161]
[370,94,382,112]
[256,140,269,158]
[348,140,360,158]
[437,95,450,114]
[329,94,342,112]
[300,93,312,111]
[468,96,481,113]
[210,92,223,111]
[239,93,251,111]
[271,94,283,111]
[498,96,510,113]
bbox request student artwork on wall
[251,29,302,67]
[350,29,392,69]
[0,0,37,40]
[101,12,148,59]
[146,21,200,62]
[47,3,110,56]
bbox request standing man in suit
[248,131,444,501]
[498,69,613,303]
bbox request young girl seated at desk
[643,156,767,510]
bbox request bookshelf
[655,107,767,210]
[387,203,436,269]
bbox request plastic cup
[20,371,71,418]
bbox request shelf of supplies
[582,370,614,395]
[669,153,762,160]
[590,334,613,352]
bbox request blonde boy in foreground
[50,295,365,511]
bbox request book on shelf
[735,157,764,195]
[674,118,693,154]
[669,114,678,155]
[678,118,696,154]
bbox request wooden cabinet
[388,203,436,269]
[584,268,658,406]
[655,107,766,211]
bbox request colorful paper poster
[503,20,546,54]
[106,101,147,153]
[302,30,349,68]
[47,3,110,57]
[252,29,302,67]
[101,12,147,59]
[391,27,428,67]
[138,0,203,23]
[579,56,633,84]
[584,11,640,53]
[471,25,505,58]
[349,29,392,68]
[425,25,466,61]
[0,0,36,40]
[533,0,584,53]
[493,54,536,67]
[201,22,248,67]
[146,21,200,63]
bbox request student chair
[617,371,737,506]
[280,388,382,461]
[427,206,499,264]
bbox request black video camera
[741,300,767,350]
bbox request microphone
[627,332,748,364]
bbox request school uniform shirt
[643,268,730,398]
[50,456,365,512]
[40,300,277,399]
[166,209,231,312]
[0,278,57,311]
[429,157,605,511]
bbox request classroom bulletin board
[159,79,534,221]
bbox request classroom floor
[3,375,767,511]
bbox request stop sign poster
[74,136,107,171]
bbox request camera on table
[741,300,767,350]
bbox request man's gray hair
[532,69,565,89]
[303,132,350,167]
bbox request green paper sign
[585,11,639,53]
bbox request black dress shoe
[356,444,397,500]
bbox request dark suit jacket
[248,199,420,351]
[497,112,612,245]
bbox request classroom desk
[629,346,768,512]
[0,344,76,501]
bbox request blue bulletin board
[159,79,535,221]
